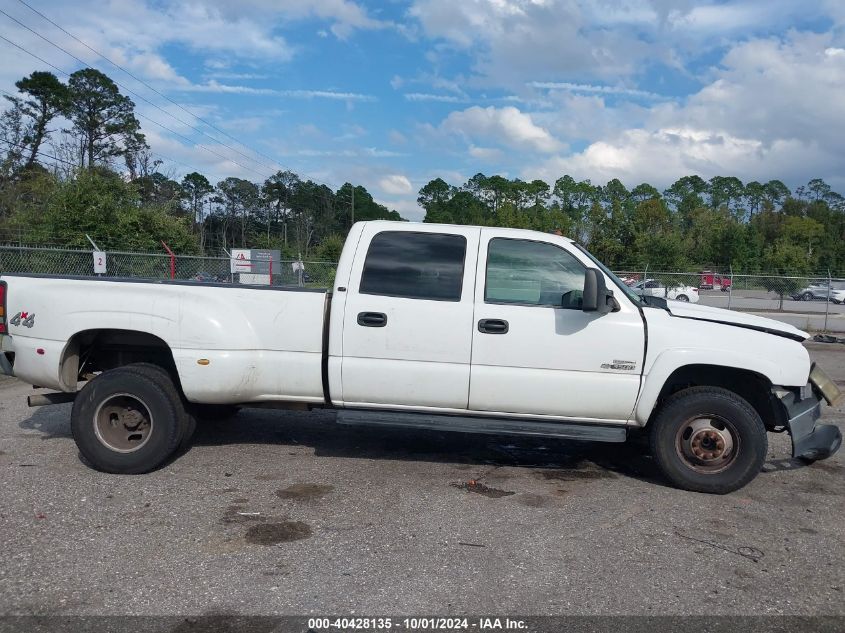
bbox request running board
[336,410,627,443]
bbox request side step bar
[336,410,627,443]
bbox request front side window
[485,238,585,308]
[359,231,467,301]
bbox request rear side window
[359,231,467,301]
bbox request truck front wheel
[649,387,767,494]
[71,367,184,474]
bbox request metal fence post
[825,269,831,333]
[727,265,733,310]
[161,241,176,280]
[297,252,303,287]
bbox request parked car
[193,271,216,283]
[1,221,840,493]
[630,278,700,303]
[700,271,732,292]
[791,283,845,304]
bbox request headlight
[809,363,843,406]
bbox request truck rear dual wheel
[71,364,193,474]
[649,387,768,494]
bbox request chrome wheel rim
[675,415,739,474]
[93,393,154,453]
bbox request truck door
[339,224,479,409]
[469,231,645,422]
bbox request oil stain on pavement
[245,521,312,545]
[276,483,334,500]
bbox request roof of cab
[358,220,575,243]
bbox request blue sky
[1,0,844,220]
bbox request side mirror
[582,268,616,313]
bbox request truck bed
[1,273,329,404]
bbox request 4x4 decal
[10,311,35,328]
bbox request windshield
[573,243,644,305]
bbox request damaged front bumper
[776,364,843,460]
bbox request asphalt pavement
[0,346,843,617]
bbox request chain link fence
[0,245,338,289]
[613,269,845,332]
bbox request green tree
[313,233,345,261]
[418,177,454,223]
[708,176,744,214]
[180,172,213,252]
[664,175,708,215]
[9,72,69,170]
[743,181,766,220]
[0,101,30,179]
[761,241,809,309]
[65,68,146,168]
[263,170,300,245]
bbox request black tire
[676,294,689,302]
[649,387,767,494]
[121,363,195,453]
[803,292,813,301]
[71,367,183,474]
[190,403,240,421]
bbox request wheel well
[651,364,785,431]
[61,329,179,391]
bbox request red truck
[700,271,731,292]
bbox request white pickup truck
[0,221,841,493]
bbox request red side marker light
[36,348,44,355]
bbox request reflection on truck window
[484,238,585,308]
[359,231,467,301]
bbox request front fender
[634,345,810,425]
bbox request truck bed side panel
[3,275,327,403]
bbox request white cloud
[524,32,845,191]
[468,145,503,161]
[441,106,562,153]
[665,0,823,38]
[409,0,658,86]
[280,89,376,102]
[184,82,376,101]
[376,197,426,222]
[405,93,466,103]
[379,174,414,195]
[209,0,392,39]
[176,0,391,42]
[529,81,663,100]
[186,81,279,95]
[388,130,408,145]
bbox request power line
[0,31,349,212]
[13,0,308,181]
[0,86,220,179]
[0,30,275,182]
[0,137,77,167]
[0,26,348,212]
[0,10,278,180]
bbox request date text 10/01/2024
[307,617,529,630]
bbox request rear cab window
[359,231,467,301]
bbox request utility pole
[351,185,355,227]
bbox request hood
[661,300,809,341]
